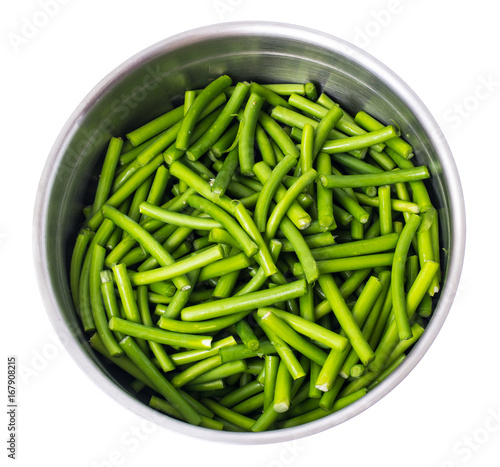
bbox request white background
[2,1,499,466]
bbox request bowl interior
[34,22,464,443]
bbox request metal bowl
[33,21,465,444]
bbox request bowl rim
[33,20,466,444]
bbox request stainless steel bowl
[33,21,465,444]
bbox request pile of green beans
[70,76,441,432]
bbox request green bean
[210,122,240,158]
[255,123,276,167]
[271,105,318,131]
[331,152,383,175]
[113,126,181,192]
[70,229,93,309]
[235,319,260,352]
[378,185,393,235]
[140,166,170,221]
[79,219,116,331]
[213,249,243,299]
[386,322,425,370]
[273,359,293,413]
[258,111,300,159]
[314,347,345,392]
[332,186,370,224]
[392,214,421,340]
[254,156,297,232]
[313,105,344,158]
[234,239,283,296]
[291,94,387,153]
[299,123,314,175]
[353,192,420,214]
[119,336,202,426]
[185,380,226,392]
[256,317,306,380]
[136,286,174,373]
[201,398,254,431]
[385,148,434,213]
[299,283,315,322]
[150,396,223,430]
[248,404,279,432]
[172,241,191,259]
[239,92,264,175]
[187,195,258,258]
[112,263,141,323]
[211,147,239,200]
[350,364,366,379]
[257,309,328,366]
[418,293,433,318]
[176,75,232,151]
[99,271,125,341]
[317,275,381,390]
[265,168,317,241]
[279,389,367,428]
[332,205,353,227]
[134,224,194,271]
[367,148,396,171]
[294,253,394,276]
[318,274,374,365]
[171,355,223,388]
[198,252,251,282]
[367,354,407,392]
[260,307,347,351]
[158,310,251,335]
[89,333,157,391]
[280,232,335,252]
[88,154,164,231]
[232,202,278,277]
[417,208,440,295]
[354,111,414,159]
[89,245,122,356]
[315,153,336,232]
[262,83,305,96]
[307,361,322,398]
[91,137,123,217]
[263,355,280,410]
[184,91,197,114]
[122,175,154,236]
[138,202,222,230]
[340,270,391,378]
[176,153,217,180]
[102,205,191,291]
[219,341,277,363]
[181,279,306,322]
[128,244,224,286]
[304,82,318,100]
[126,105,185,147]
[219,380,264,408]
[148,281,176,297]
[190,360,247,385]
[279,218,320,284]
[170,336,236,367]
[119,136,161,166]
[186,81,250,161]
[249,81,293,109]
[125,188,197,250]
[346,261,439,396]
[320,166,429,189]
[208,228,240,250]
[253,160,311,231]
